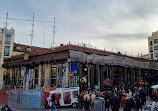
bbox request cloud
[1,0,158,56]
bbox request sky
[1,0,158,56]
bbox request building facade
[0,27,47,89]
[1,42,48,89]
[2,44,158,90]
[0,27,14,89]
[148,31,158,60]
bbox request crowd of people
[77,84,158,111]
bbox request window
[63,92,71,104]
[154,39,158,43]
[16,46,22,50]
[51,67,57,87]
[73,91,78,98]
[154,46,158,50]
[154,53,158,57]
[150,47,153,52]
[52,67,57,78]
[4,46,10,56]
[26,47,31,51]
[151,54,153,59]
[150,41,152,45]
[5,34,11,45]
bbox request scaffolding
[70,50,158,70]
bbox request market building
[2,44,158,90]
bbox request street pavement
[15,108,82,111]
[0,98,153,111]
[0,105,82,111]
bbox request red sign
[70,72,73,78]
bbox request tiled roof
[13,42,48,53]
[4,44,155,66]
[6,54,24,60]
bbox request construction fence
[0,87,57,109]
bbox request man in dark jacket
[104,91,111,111]
[110,92,120,111]
[138,89,146,105]
[130,93,141,111]
[84,98,91,111]
[123,95,132,111]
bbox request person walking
[130,93,141,111]
[104,91,111,111]
[138,88,146,105]
[90,91,96,110]
[50,94,57,111]
[79,91,86,109]
[151,98,158,111]
[83,91,91,111]
[123,95,132,111]
[83,98,91,111]
[110,92,120,111]
[120,93,126,110]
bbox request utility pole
[6,13,8,29]
[52,17,56,48]
[31,13,35,45]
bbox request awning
[151,84,158,89]
[147,75,158,81]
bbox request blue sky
[1,0,158,56]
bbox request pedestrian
[143,88,147,104]
[89,91,96,110]
[110,92,120,111]
[50,94,57,111]
[139,88,146,105]
[83,91,91,111]
[94,84,98,92]
[151,98,158,111]
[117,89,122,100]
[120,93,126,109]
[78,91,86,109]
[123,95,132,111]
[1,105,12,111]
[104,91,110,111]
[83,98,91,111]
[128,89,132,98]
[130,93,141,111]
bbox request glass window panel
[4,46,10,56]
[52,67,57,78]
[63,92,71,104]
[154,46,158,50]
[154,53,158,57]
[154,39,158,43]
[5,34,11,45]
[73,91,78,98]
